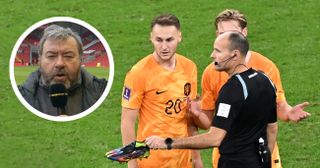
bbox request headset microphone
[214,54,236,66]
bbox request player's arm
[121,107,139,168]
[277,100,310,122]
[190,66,216,130]
[266,62,311,122]
[266,122,278,153]
[121,107,139,145]
[187,112,204,168]
[190,99,214,130]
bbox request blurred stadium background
[14,22,109,84]
[0,0,319,167]
[14,22,109,68]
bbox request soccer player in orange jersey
[189,9,310,168]
[121,14,201,168]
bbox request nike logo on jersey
[156,90,167,95]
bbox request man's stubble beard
[39,67,76,89]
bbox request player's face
[216,20,247,37]
[151,24,182,62]
[211,35,234,72]
[39,37,81,89]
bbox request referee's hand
[145,136,166,149]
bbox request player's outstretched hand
[145,136,166,149]
[288,102,311,122]
[105,141,149,162]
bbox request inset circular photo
[10,17,114,122]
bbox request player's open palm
[288,102,311,122]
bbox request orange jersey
[201,51,283,168]
[122,54,197,168]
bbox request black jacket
[18,68,107,116]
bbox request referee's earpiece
[232,50,240,59]
[231,53,237,59]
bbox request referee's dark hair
[151,14,180,30]
[228,32,249,57]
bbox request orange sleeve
[263,62,286,103]
[250,52,286,103]
[121,69,145,109]
[190,63,198,100]
[200,65,216,111]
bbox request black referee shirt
[212,68,277,160]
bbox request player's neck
[153,52,176,71]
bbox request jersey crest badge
[184,83,191,96]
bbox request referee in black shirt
[146,31,278,168]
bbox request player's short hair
[151,14,180,30]
[215,9,247,30]
[38,24,83,57]
[227,32,249,56]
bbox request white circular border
[9,17,114,122]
